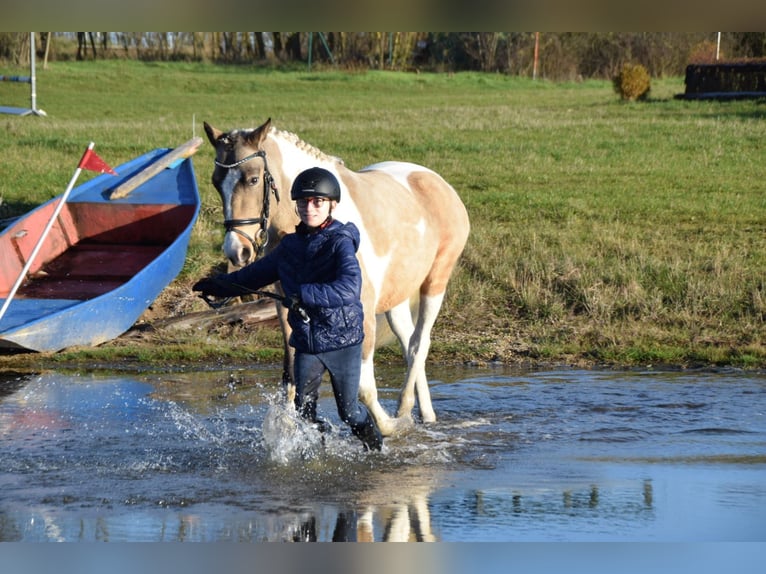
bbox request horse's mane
[270,126,344,166]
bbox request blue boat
[0,143,201,352]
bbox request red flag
[78,147,117,175]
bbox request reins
[199,283,310,323]
[215,149,280,258]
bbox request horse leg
[397,292,445,423]
[276,303,296,406]
[386,299,415,359]
[359,349,404,436]
[385,300,417,414]
[354,305,400,436]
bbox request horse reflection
[271,492,436,542]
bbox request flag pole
[0,142,95,324]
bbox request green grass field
[2,60,765,368]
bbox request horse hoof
[391,414,416,437]
[375,414,412,438]
[420,412,436,424]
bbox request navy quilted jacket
[225,220,364,354]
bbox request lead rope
[199,284,309,323]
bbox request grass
[1,60,765,369]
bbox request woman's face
[296,196,332,227]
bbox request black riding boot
[351,413,383,451]
[298,395,332,433]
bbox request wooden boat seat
[2,201,197,301]
[17,242,166,300]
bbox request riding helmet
[290,167,341,202]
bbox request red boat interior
[0,201,196,301]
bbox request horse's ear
[203,122,222,147]
[245,118,272,147]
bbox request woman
[192,167,383,451]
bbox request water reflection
[0,475,438,542]
[1,500,435,542]
[1,367,765,541]
[0,370,442,541]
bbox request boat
[0,141,202,352]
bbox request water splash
[260,397,327,464]
[164,401,228,445]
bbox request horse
[203,118,469,436]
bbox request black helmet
[290,167,341,202]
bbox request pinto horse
[203,118,469,436]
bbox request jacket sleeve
[224,247,281,293]
[299,235,362,308]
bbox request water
[0,365,764,542]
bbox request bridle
[214,149,280,258]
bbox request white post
[29,32,46,116]
[716,32,721,61]
[0,143,92,323]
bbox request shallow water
[0,365,764,542]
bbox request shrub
[689,40,721,64]
[613,63,651,101]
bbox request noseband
[215,149,280,258]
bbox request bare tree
[7,32,765,77]
[76,32,96,60]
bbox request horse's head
[204,118,283,267]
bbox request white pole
[0,143,92,324]
[716,32,721,61]
[29,32,46,116]
[30,33,37,111]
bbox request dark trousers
[293,343,370,429]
